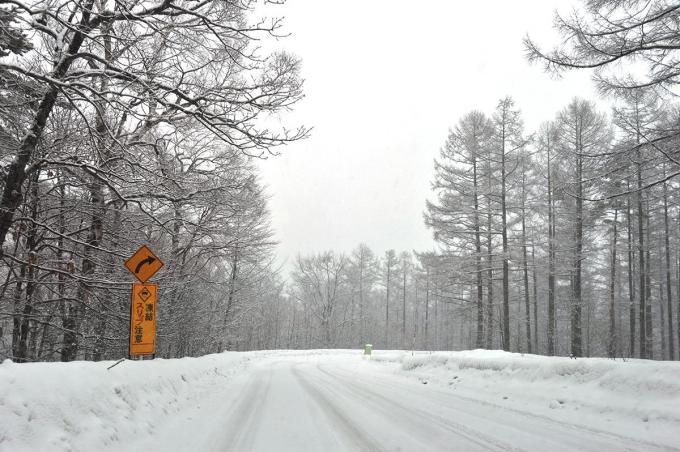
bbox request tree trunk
[402,263,407,348]
[359,254,365,345]
[11,262,27,361]
[12,169,40,362]
[547,142,556,356]
[500,132,510,352]
[521,163,532,354]
[627,193,636,358]
[663,181,674,360]
[473,157,484,348]
[225,245,239,323]
[531,239,539,354]
[424,269,430,350]
[645,212,653,358]
[385,262,391,348]
[677,250,680,361]
[637,152,647,359]
[608,208,618,358]
[659,261,666,360]
[571,145,583,358]
[486,217,494,349]
[0,1,95,253]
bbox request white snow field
[1,350,679,452]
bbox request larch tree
[347,244,379,346]
[383,249,397,348]
[491,97,526,352]
[536,121,559,355]
[611,89,666,358]
[425,111,493,349]
[554,98,611,358]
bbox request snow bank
[2,349,678,451]
[372,350,680,425]
[0,353,255,452]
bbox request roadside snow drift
[0,353,256,452]
[374,350,680,425]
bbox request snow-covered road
[2,350,679,451]
[214,357,676,452]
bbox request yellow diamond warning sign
[124,245,164,283]
[138,286,151,302]
[129,283,157,357]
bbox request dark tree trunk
[531,240,539,354]
[547,143,556,356]
[627,193,636,358]
[637,153,647,359]
[521,163,532,354]
[608,208,618,358]
[659,263,666,360]
[385,261,391,348]
[645,213,653,358]
[501,141,510,352]
[402,263,407,348]
[0,1,95,253]
[473,156,484,348]
[677,249,680,361]
[424,269,430,350]
[663,181,674,360]
[571,141,583,358]
[12,166,40,362]
[486,210,494,349]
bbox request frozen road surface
[215,357,676,452]
[1,350,679,451]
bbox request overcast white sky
[256,0,604,271]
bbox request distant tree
[347,244,379,345]
[291,252,348,348]
[415,251,438,350]
[516,144,537,354]
[382,250,398,348]
[399,251,413,348]
[536,121,559,355]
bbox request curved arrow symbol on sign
[135,256,156,274]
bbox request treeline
[425,93,678,359]
[245,246,477,352]
[0,1,303,361]
[268,91,680,359]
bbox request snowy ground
[1,350,679,451]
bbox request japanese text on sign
[129,283,157,356]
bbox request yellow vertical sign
[129,283,157,357]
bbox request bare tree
[491,97,526,351]
[425,111,493,349]
[0,0,306,256]
[291,252,348,348]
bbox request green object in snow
[364,344,372,355]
